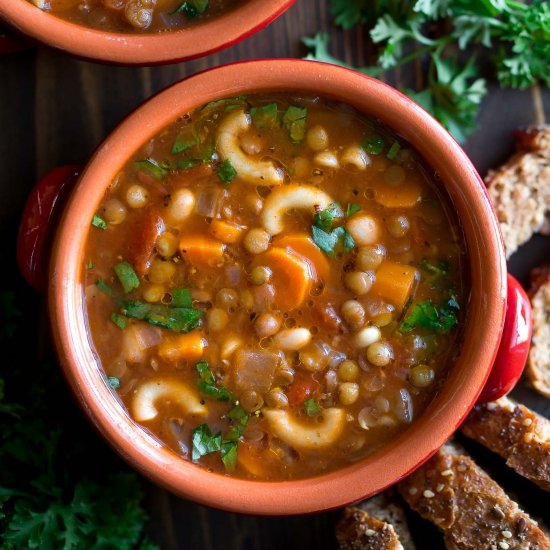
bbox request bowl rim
[49,59,507,515]
[0,0,296,64]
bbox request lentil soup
[84,94,467,480]
[28,0,242,32]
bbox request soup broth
[84,94,467,480]
[28,0,242,32]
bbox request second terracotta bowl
[18,60,532,514]
[0,0,295,64]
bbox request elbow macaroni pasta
[217,110,284,186]
[261,184,334,235]
[132,378,207,422]
[263,408,346,450]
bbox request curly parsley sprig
[305,0,549,142]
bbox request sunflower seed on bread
[336,492,416,550]
[485,125,550,258]
[461,397,550,492]
[398,443,550,549]
[526,265,550,397]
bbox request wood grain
[0,0,549,548]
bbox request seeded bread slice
[336,492,417,550]
[398,443,550,550]
[336,507,404,550]
[485,126,550,259]
[526,266,550,397]
[461,397,550,492]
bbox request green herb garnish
[134,159,167,180]
[217,159,237,186]
[107,376,121,390]
[172,0,208,17]
[304,398,321,416]
[345,203,361,217]
[420,259,449,277]
[305,1,550,143]
[120,301,203,333]
[110,312,127,330]
[195,360,233,401]
[96,279,113,296]
[311,204,355,257]
[250,103,279,129]
[387,141,401,160]
[113,262,140,294]
[191,424,221,461]
[171,128,198,155]
[171,287,193,308]
[283,106,308,143]
[313,203,343,232]
[362,136,385,155]
[88,260,93,269]
[221,441,238,472]
[399,298,459,334]
[91,214,107,230]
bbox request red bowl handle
[477,273,532,403]
[0,24,31,54]
[17,165,82,292]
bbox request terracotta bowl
[17,60,532,515]
[0,0,295,64]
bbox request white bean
[346,213,381,246]
[353,325,381,348]
[166,188,195,226]
[273,328,312,350]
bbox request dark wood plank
[0,1,549,548]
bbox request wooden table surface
[1,1,549,548]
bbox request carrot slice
[370,261,419,310]
[158,331,205,363]
[253,247,312,311]
[209,219,245,244]
[374,180,422,209]
[179,235,225,266]
[275,233,330,283]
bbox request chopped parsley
[172,0,208,17]
[250,103,278,129]
[217,159,237,186]
[345,203,361,217]
[176,158,201,170]
[420,259,449,278]
[91,213,107,230]
[304,398,321,416]
[387,141,401,160]
[313,203,343,231]
[134,158,167,180]
[311,204,355,257]
[113,262,140,294]
[120,300,203,333]
[221,441,238,472]
[399,298,460,334]
[362,136,385,155]
[171,128,198,155]
[195,360,233,401]
[191,424,221,461]
[107,376,121,390]
[95,279,113,296]
[171,287,193,308]
[283,106,308,143]
[88,260,93,269]
[110,312,128,330]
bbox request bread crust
[398,443,550,550]
[526,266,550,397]
[461,397,550,492]
[336,506,404,550]
[485,126,550,258]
